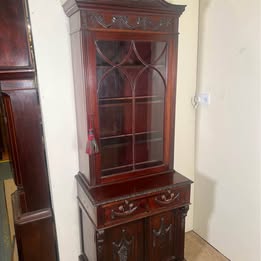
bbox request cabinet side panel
[70,29,90,183]
[81,207,97,261]
[2,88,50,211]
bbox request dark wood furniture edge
[12,190,53,225]
[78,169,192,189]
[12,190,57,261]
[0,69,35,80]
[76,171,192,206]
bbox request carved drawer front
[102,198,148,225]
[149,186,190,211]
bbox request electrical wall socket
[198,93,211,105]
[192,93,211,109]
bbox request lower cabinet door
[98,220,144,261]
[146,211,176,261]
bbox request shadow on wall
[193,0,215,242]
[194,172,216,241]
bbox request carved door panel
[146,211,176,261]
[98,220,144,261]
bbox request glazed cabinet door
[97,220,144,261]
[85,32,178,184]
[146,211,176,261]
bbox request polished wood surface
[79,171,191,204]
[64,0,191,260]
[0,0,57,259]
[13,192,57,261]
[0,0,32,69]
[2,88,50,211]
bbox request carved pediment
[64,0,186,17]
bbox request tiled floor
[185,231,229,261]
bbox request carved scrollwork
[111,200,138,219]
[153,217,173,248]
[178,205,189,229]
[82,12,175,32]
[112,229,133,261]
[155,190,180,206]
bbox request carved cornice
[82,12,176,32]
[63,0,186,17]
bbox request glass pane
[135,67,166,97]
[134,42,167,65]
[101,137,133,175]
[96,41,140,66]
[97,68,132,98]
[135,132,163,168]
[96,40,167,176]
[99,101,132,137]
[135,98,164,134]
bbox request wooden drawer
[101,198,148,225]
[148,186,190,211]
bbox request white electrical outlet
[192,93,211,109]
[198,93,211,105]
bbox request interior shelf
[99,96,164,106]
[101,160,164,176]
[100,130,163,141]
[96,64,165,68]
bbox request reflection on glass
[99,101,132,137]
[135,132,164,169]
[97,68,132,98]
[134,42,167,65]
[96,40,167,176]
[101,136,133,176]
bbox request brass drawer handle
[111,200,138,219]
[154,190,180,205]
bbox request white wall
[169,0,199,231]
[28,0,198,259]
[194,1,261,260]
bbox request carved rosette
[112,229,133,261]
[81,12,176,32]
[153,217,173,248]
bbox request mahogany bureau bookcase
[63,1,192,260]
